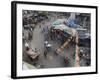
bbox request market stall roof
[52,19,66,26]
[53,24,78,37]
[52,19,79,37]
[53,24,72,35]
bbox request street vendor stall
[26,47,40,60]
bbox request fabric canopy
[53,24,72,35]
[52,19,78,37]
[52,19,66,26]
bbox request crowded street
[22,10,91,69]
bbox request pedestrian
[54,49,58,55]
[44,50,47,58]
[28,30,33,41]
[42,27,45,33]
[64,56,69,64]
[34,48,38,53]
[25,42,29,48]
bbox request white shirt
[25,42,29,47]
